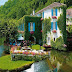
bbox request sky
[0,0,8,6]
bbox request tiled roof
[66,8,72,17]
[35,2,66,15]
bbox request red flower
[52,16,57,19]
[52,30,57,33]
[30,31,34,34]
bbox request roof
[66,8,72,17]
[35,2,66,15]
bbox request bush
[51,36,67,51]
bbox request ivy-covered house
[18,2,67,50]
[34,2,67,46]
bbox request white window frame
[30,22,33,31]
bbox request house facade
[34,2,66,45]
[18,2,66,46]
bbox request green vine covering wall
[18,15,42,44]
[42,18,51,43]
[51,6,67,51]
[57,6,67,44]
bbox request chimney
[33,9,35,15]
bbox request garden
[10,44,49,61]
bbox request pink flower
[63,44,67,48]
[23,52,25,54]
[41,30,42,32]
[40,18,43,21]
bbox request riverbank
[0,55,34,72]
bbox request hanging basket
[30,31,34,34]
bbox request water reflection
[50,50,72,72]
[0,45,4,57]
[22,60,53,72]
[22,50,72,72]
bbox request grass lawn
[0,55,34,70]
[31,44,45,50]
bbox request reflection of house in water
[50,50,72,72]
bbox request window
[54,38,55,41]
[30,22,33,31]
[53,9,56,16]
[53,22,56,30]
[48,37,50,43]
[28,22,35,31]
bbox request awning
[18,36,24,40]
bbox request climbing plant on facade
[57,5,67,44]
[18,15,42,44]
[42,18,51,43]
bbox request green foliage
[31,44,45,50]
[51,40,56,49]
[67,25,72,34]
[51,36,67,51]
[12,54,48,62]
[57,7,67,44]
[67,6,72,9]
[0,0,71,19]
[0,19,19,42]
[42,18,51,43]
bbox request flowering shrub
[52,30,57,33]
[63,44,67,48]
[30,31,34,34]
